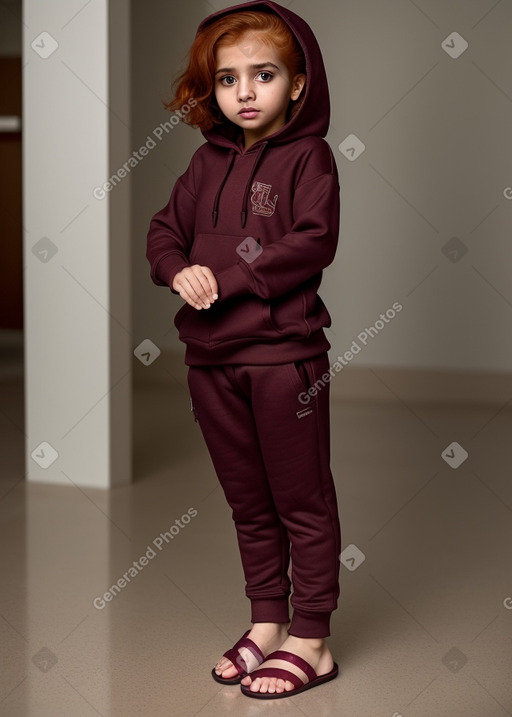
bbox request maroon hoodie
[146,0,340,366]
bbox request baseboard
[133,349,512,408]
[330,364,512,406]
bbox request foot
[240,635,334,695]
[213,622,290,681]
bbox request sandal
[211,629,265,685]
[240,649,339,699]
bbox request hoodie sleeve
[146,173,196,293]
[215,168,340,302]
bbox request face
[214,33,305,149]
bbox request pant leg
[235,354,342,638]
[187,365,291,625]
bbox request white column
[23,0,131,488]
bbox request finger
[189,266,215,306]
[199,266,218,301]
[180,291,203,310]
[183,268,212,308]
[180,275,210,309]
[175,280,203,310]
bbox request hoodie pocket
[189,232,249,274]
[174,295,274,347]
[206,291,311,346]
[175,232,271,346]
[208,296,274,346]
[174,233,315,347]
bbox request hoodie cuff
[154,254,190,294]
[216,262,251,301]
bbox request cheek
[215,87,233,107]
[263,83,288,105]
[214,88,226,108]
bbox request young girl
[146,0,342,699]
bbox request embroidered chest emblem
[250,181,278,217]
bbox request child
[146,0,342,699]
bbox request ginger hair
[165,10,306,131]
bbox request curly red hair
[165,10,306,131]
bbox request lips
[238,108,260,118]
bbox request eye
[257,71,273,82]
[219,75,236,86]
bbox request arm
[215,170,340,302]
[146,176,195,292]
[146,175,217,308]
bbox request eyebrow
[215,62,280,75]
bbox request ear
[290,73,306,101]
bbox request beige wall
[23,0,131,487]
[132,0,512,373]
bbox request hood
[197,0,331,149]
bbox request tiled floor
[1,343,512,716]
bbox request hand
[172,265,218,310]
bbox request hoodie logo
[251,181,278,217]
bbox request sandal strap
[263,650,317,682]
[222,630,265,676]
[247,666,304,689]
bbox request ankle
[250,621,289,632]
[287,635,326,650]
[249,621,289,640]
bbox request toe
[267,679,277,694]
[259,678,270,694]
[214,657,238,679]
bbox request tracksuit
[146,0,342,638]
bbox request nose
[237,77,255,103]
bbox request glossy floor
[1,350,512,716]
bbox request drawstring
[240,141,268,228]
[212,149,235,228]
[211,141,269,228]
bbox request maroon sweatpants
[187,352,342,638]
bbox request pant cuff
[250,597,290,624]
[288,608,332,638]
